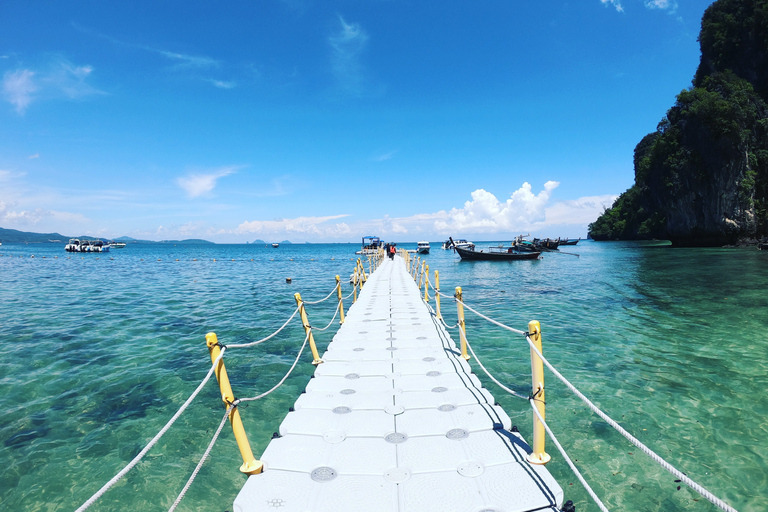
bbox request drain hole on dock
[386,347,398,351]
[417,336,427,340]
[423,357,436,362]
[384,432,408,444]
[340,389,356,395]
[345,373,360,379]
[446,428,469,440]
[358,331,368,334]
[310,467,338,482]
[353,347,364,351]
[333,406,352,414]
[431,386,448,393]
[387,337,397,341]
[426,371,441,377]
[438,404,456,412]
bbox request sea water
[0,241,765,511]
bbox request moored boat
[416,241,430,254]
[443,238,475,250]
[356,235,384,255]
[559,238,580,246]
[453,243,540,261]
[109,241,127,248]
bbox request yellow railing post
[423,264,430,302]
[434,270,442,319]
[527,320,551,465]
[205,333,263,475]
[336,275,345,324]
[357,258,367,283]
[455,287,470,361]
[353,268,358,303]
[294,293,323,365]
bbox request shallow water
[0,241,765,511]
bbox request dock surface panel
[234,256,564,512]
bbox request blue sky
[1,0,710,242]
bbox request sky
[1,0,712,243]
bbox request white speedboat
[417,241,430,254]
[272,243,279,248]
[110,242,126,248]
[65,239,82,252]
[443,238,475,251]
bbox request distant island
[589,0,768,246]
[0,227,214,245]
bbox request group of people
[384,242,397,259]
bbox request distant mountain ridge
[0,227,214,244]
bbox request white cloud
[329,16,368,95]
[44,61,103,99]
[237,214,351,236]
[2,59,104,114]
[176,166,240,198]
[3,69,37,114]
[543,194,618,225]
[372,150,397,162]
[601,0,624,12]
[644,0,677,10]
[208,79,236,89]
[434,182,559,233]
[28,154,39,159]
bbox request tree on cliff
[589,0,768,246]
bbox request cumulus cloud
[237,214,351,236]
[3,69,37,114]
[434,182,560,233]
[176,166,240,198]
[329,16,368,95]
[601,0,624,12]
[543,194,618,225]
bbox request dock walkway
[234,255,564,512]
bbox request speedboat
[417,241,430,254]
[445,238,475,251]
[110,242,127,248]
[65,239,82,252]
[272,243,279,248]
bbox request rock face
[589,0,768,246]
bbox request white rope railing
[239,330,310,403]
[523,333,738,512]
[303,282,340,305]
[309,301,341,332]
[169,330,311,510]
[75,350,226,512]
[530,402,611,512]
[464,338,528,400]
[227,307,300,349]
[437,284,738,512]
[168,407,231,512]
[74,295,327,511]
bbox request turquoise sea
[0,241,765,511]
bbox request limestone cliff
[589,0,768,246]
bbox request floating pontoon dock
[233,255,564,512]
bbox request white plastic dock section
[234,256,564,512]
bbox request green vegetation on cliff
[590,0,768,246]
